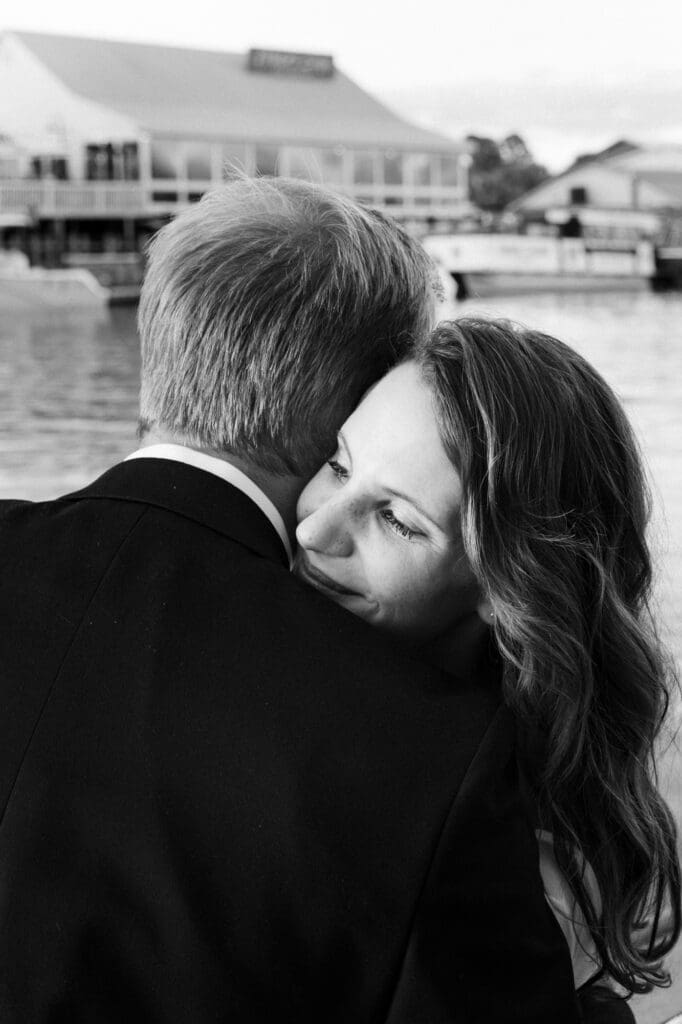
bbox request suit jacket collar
[60,458,290,569]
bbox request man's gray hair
[138,176,436,475]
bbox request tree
[466,134,549,212]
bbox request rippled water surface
[1,290,681,1022]
[0,305,141,498]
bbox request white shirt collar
[125,443,293,566]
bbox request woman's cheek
[297,472,327,521]
[400,559,447,618]
[377,560,418,619]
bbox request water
[0,305,141,498]
[1,290,682,1021]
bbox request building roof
[508,143,682,212]
[610,145,682,174]
[590,146,682,205]
[565,139,639,172]
[634,171,682,205]
[11,31,459,152]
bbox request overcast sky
[5,0,682,170]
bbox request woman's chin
[330,590,378,621]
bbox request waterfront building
[0,30,470,272]
[507,142,682,243]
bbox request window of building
[407,153,433,187]
[282,146,345,184]
[186,143,212,181]
[86,145,111,180]
[222,143,250,178]
[383,150,403,186]
[86,143,139,181]
[151,141,182,180]
[286,148,323,181]
[570,186,588,205]
[220,142,249,178]
[439,156,460,188]
[353,151,376,185]
[31,155,68,180]
[122,143,139,180]
[255,144,280,177]
[319,147,345,185]
[52,156,68,179]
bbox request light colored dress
[537,829,602,988]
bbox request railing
[0,179,469,220]
[0,180,152,217]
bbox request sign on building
[247,49,334,78]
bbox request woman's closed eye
[327,458,349,481]
[381,508,419,540]
[324,453,421,540]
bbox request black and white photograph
[0,2,681,1021]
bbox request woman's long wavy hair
[416,317,681,994]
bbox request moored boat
[422,233,656,301]
[0,251,136,307]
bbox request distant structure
[507,141,682,242]
[0,30,470,275]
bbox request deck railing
[1,181,158,217]
[0,179,469,221]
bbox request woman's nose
[296,499,354,558]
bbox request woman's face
[295,360,483,639]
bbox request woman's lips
[296,554,360,598]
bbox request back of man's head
[138,176,436,476]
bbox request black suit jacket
[0,459,580,1023]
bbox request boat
[0,250,107,307]
[0,251,139,307]
[653,245,682,290]
[651,218,682,290]
[422,233,656,301]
